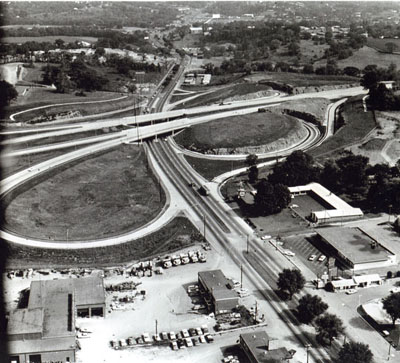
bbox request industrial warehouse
[315,227,397,271]
[198,270,239,315]
[6,275,105,363]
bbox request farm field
[2,144,165,241]
[2,35,98,44]
[174,112,303,151]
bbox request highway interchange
[1,57,379,362]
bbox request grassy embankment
[2,144,166,240]
[2,217,200,269]
[309,96,377,160]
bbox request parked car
[142,333,151,343]
[201,325,209,334]
[171,341,179,350]
[318,255,327,262]
[119,339,127,347]
[185,337,193,347]
[188,328,197,336]
[160,331,168,341]
[192,337,199,346]
[136,337,144,344]
[346,289,358,295]
[169,331,176,340]
[308,254,317,261]
[153,334,162,342]
[181,329,190,338]
[127,337,136,346]
[195,327,203,336]
[205,334,214,343]
[261,235,272,240]
[199,335,206,344]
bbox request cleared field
[2,144,165,240]
[2,217,200,269]
[248,72,358,87]
[309,96,376,159]
[367,38,400,53]
[174,112,302,150]
[2,35,98,44]
[176,82,273,109]
[328,46,400,69]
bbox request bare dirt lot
[2,144,165,240]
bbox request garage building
[240,331,291,363]
[7,275,105,363]
[316,227,397,271]
[198,270,239,315]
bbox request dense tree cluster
[338,342,373,363]
[382,292,400,326]
[0,80,18,107]
[315,313,345,345]
[277,269,305,300]
[297,294,328,324]
[254,179,291,216]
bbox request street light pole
[203,214,206,242]
[246,235,249,254]
[240,264,243,289]
[155,319,158,336]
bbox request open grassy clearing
[367,38,400,53]
[2,35,98,44]
[318,46,400,70]
[174,83,274,109]
[309,96,377,160]
[1,217,200,269]
[248,72,358,87]
[174,112,302,150]
[184,155,251,181]
[2,144,165,240]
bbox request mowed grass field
[2,144,165,240]
[2,217,200,268]
[174,112,302,150]
[2,35,97,44]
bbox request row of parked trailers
[162,250,206,268]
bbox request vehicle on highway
[283,250,295,257]
[261,235,272,240]
[318,255,327,262]
[346,289,358,295]
[308,254,317,261]
[199,184,210,196]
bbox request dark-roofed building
[6,275,106,363]
[240,330,292,363]
[316,227,397,271]
[198,270,239,314]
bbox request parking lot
[282,234,330,277]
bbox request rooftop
[198,270,230,292]
[241,331,289,362]
[7,308,43,336]
[317,227,394,264]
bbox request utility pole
[203,215,206,242]
[240,264,243,289]
[246,235,249,254]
